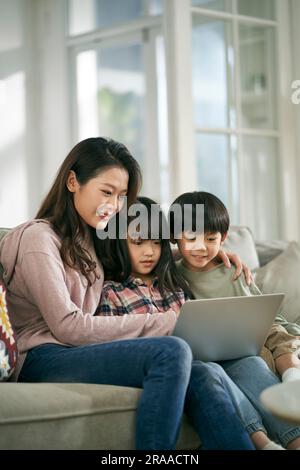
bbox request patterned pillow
[0,282,17,380]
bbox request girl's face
[67,166,129,229]
[177,231,227,272]
[127,236,161,279]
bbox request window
[0,0,29,226]
[68,0,163,35]
[76,42,145,165]
[66,0,294,239]
[237,0,275,21]
[68,0,168,204]
[192,0,232,13]
[239,23,277,130]
[191,0,280,238]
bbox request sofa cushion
[222,226,260,272]
[0,383,200,450]
[0,282,17,381]
[255,240,289,267]
[255,241,300,325]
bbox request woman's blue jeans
[18,336,254,450]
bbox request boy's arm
[273,306,300,336]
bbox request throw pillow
[0,282,18,381]
[222,226,260,272]
[255,241,300,325]
[255,240,289,267]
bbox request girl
[0,137,253,450]
[98,196,300,450]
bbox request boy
[169,191,300,382]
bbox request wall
[291,0,300,240]
[0,0,71,227]
[35,0,71,196]
[0,0,40,226]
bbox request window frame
[67,9,164,202]
[64,0,299,239]
[190,0,298,239]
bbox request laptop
[173,293,284,362]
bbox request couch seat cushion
[0,383,200,450]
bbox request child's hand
[217,250,253,286]
[275,352,300,377]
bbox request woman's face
[67,166,129,229]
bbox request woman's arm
[97,284,181,323]
[217,250,253,286]
[20,251,177,345]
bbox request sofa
[0,226,200,450]
[0,225,297,450]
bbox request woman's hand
[217,250,253,286]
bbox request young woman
[0,137,253,450]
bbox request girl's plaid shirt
[97,276,187,316]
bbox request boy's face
[176,231,227,272]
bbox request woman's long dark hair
[98,196,193,304]
[36,137,142,285]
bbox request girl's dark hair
[169,191,230,238]
[98,196,193,303]
[36,137,142,285]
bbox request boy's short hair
[169,191,230,238]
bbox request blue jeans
[221,356,300,447]
[18,337,254,450]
